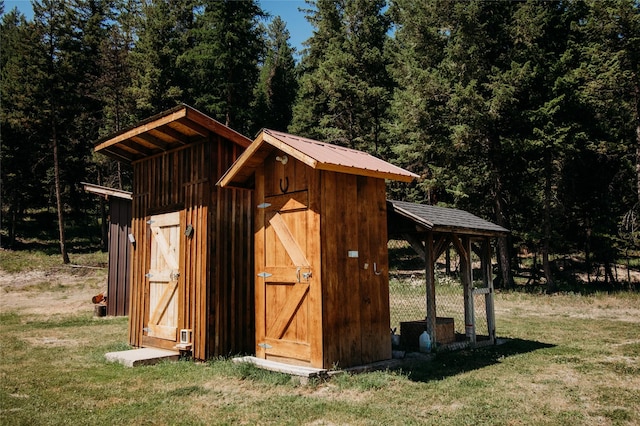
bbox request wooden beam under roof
[94,108,188,153]
[82,182,132,200]
[94,104,252,163]
[150,125,189,145]
[132,132,170,151]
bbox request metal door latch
[302,271,312,280]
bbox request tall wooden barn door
[257,191,313,364]
[144,211,181,346]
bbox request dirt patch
[23,337,85,347]
[0,268,106,317]
[496,293,640,324]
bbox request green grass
[1,268,640,424]
[0,249,108,273]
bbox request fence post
[484,237,496,344]
[425,231,437,345]
[460,236,476,344]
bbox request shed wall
[128,137,254,360]
[107,197,131,316]
[320,171,392,368]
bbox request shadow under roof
[94,104,251,163]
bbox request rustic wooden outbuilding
[94,104,254,360]
[218,129,418,369]
[387,200,509,348]
[83,182,133,317]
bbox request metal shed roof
[387,199,509,237]
[94,104,251,163]
[218,129,419,188]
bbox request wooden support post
[459,235,475,344]
[483,237,496,344]
[425,231,437,345]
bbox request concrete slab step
[233,356,329,380]
[105,348,180,367]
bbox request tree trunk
[635,81,639,203]
[493,175,513,289]
[52,124,70,264]
[543,148,556,293]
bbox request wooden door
[257,191,313,364]
[144,211,181,344]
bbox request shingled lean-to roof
[218,128,419,188]
[94,104,251,162]
[388,199,509,237]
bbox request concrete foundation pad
[233,356,330,381]
[233,356,411,382]
[105,348,180,367]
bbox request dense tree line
[1,0,638,289]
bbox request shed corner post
[425,231,437,346]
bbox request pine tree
[291,0,392,154]
[180,0,264,134]
[289,0,342,139]
[565,0,639,283]
[388,1,580,289]
[129,0,195,116]
[386,0,453,203]
[252,16,298,134]
[0,8,46,247]
[28,0,81,263]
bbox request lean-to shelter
[387,200,509,348]
[219,129,418,369]
[94,104,254,360]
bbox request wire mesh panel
[434,273,465,335]
[388,240,427,334]
[388,239,494,346]
[473,291,488,338]
[388,273,426,333]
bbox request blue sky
[3,0,313,55]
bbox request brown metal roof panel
[218,129,418,188]
[263,129,418,182]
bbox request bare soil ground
[0,267,106,317]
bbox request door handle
[296,267,301,283]
[302,271,312,280]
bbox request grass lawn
[1,253,639,425]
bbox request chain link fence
[388,239,489,346]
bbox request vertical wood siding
[128,138,254,360]
[320,171,392,368]
[253,151,391,369]
[106,197,132,316]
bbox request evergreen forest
[1,0,639,291]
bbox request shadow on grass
[400,338,555,383]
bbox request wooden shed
[94,104,254,360]
[83,182,133,317]
[218,129,418,369]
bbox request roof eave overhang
[82,182,133,200]
[94,104,251,163]
[218,130,418,189]
[387,200,510,238]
